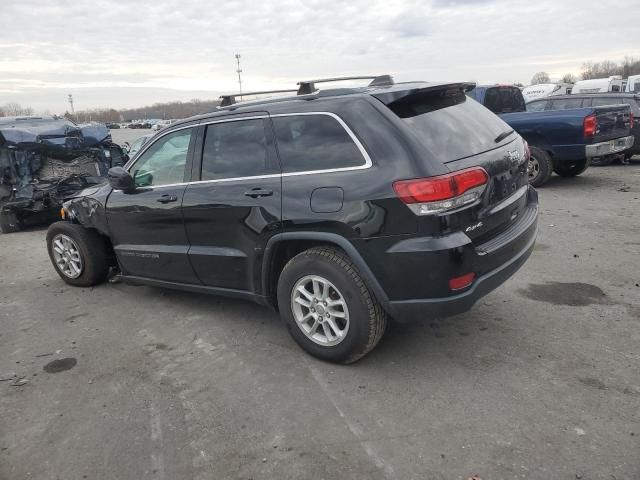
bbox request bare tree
[1,102,34,116]
[561,73,577,84]
[621,56,640,77]
[530,72,550,85]
[581,60,623,80]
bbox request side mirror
[108,166,136,192]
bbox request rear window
[483,87,525,113]
[548,98,584,110]
[388,89,514,163]
[590,97,640,115]
[272,114,366,173]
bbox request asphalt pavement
[1,161,639,480]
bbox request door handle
[157,194,178,204]
[244,188,273,198]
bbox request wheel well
[266,240,341,307]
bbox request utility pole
[235,54,243,95]
[67,94,75,116]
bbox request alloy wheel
[51,234,83,279]
[291,275,350,346]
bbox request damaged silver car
[0,116,127,233]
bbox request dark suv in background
[526,93,640,162]
[46,76,538,363]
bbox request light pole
[235,54,243,96]
[67,94,75,116]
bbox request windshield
[388,89,514,163]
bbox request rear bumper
[586,135,635,158]
[381,187,538,323]
[384,224,536,322]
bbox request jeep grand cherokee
[46,75,538,363]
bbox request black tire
[46,221,111,287]
[0,211,22,234]
[528,146,553,187]
[554,158,589,177]
[590,156,614,167]
[277,247,387,364]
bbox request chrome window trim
[124,111,372,188]
[270,112,372,175]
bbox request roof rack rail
[219,89,299,107]
[297,75,394,95]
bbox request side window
[131,128,193,187]
[526,100,548,112]
[272,114,366,173]
[548,98,584,110]
[201,119,276,180]
[590,97,620,107]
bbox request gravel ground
[1,162,639,480]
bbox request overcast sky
[1,0,638,113]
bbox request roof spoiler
[372,82,476,105]
[219,89,299,107]
[297,75,394,95]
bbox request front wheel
[46,222,111,287]
[277,247,387,364]
[554,158,589,177]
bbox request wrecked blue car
[0,116,127,232]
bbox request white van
[522,83,573,103]
[626,75,640,93]
[572,76,625,94]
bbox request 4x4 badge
[465,221,483,233]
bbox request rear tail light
[583,113,598,138]
[393,167,489,215]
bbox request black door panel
[182,115,282,293]
[183,179,282,291]
[107,185,198,283]
[106,126,199,283]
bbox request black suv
[527,93,640,161]
[46,76,538,363]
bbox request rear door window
[388,89,514,163]
[483,87,526,113]
[272,114,367,173]
[200,118,278,180]
[548,98,584,110]
[526,100,548,112]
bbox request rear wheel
[528,146,553,187]
[554,158,589,177]
[277,247,387,364]
[46,221,111,287]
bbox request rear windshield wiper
[494,129,515,143]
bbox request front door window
[130,128,193,187]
